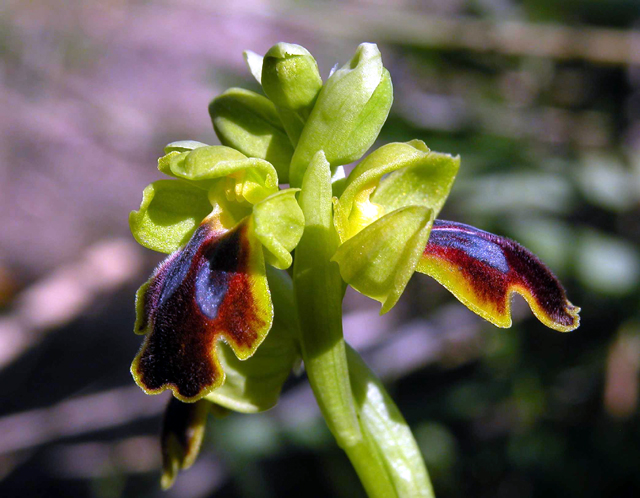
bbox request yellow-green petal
[371,141,459,217]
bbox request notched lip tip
[131,362,224,403]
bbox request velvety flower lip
[131,215,273,402]
[418,220,580,332]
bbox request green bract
[289,43,393,187]
[347,346,433,497]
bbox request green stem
[292,151,396,497]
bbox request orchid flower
[332,140,580,331]
[129,42,579,496]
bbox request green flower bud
[289,43,393,187]
[209,88,294,183]
[261,43,322,115]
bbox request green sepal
[209,88,294,182]
[347,346,434,497]
[253,189,305,269]
[243,50,264,83]
[159,146,279,204]
[262,42,322,116]
[289,43,393,187]
[371,141,459,217]
[205,267,300,413]
[335,140,459,242]
[129,180,212,254]
[332,206,434,314]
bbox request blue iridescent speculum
[418,220,580,332]
[129,41,580,493]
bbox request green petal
[332,206,434,313]
[159,146,279,204]
[209,88,294,182]
[129,180,212,254]
[253,189,305,269]
[335,140,459,242]
[289,43,393,187]
[205,267,300,412]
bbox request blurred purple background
[2,1,640,497]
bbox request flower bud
[160,398,209,489]
[289,43,393,187]
[261,43,322,115]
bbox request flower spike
[417,220,580,332]
[131,215,273,402]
